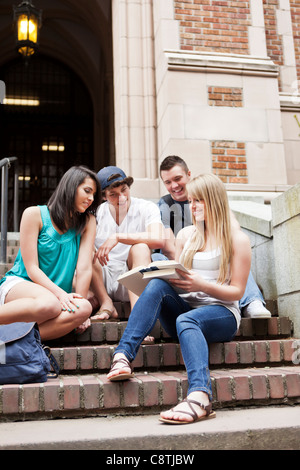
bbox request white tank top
[179,236,241,328]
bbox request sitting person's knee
[129,243,150,260]
[76,298,93,323]
[35,296,61,322]
[176,311,198,335]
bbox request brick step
[1,366,300,422]
[49,338,298,374]
[51,316,293,346]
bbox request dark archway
[0,54,94,229]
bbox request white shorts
[102,260,130,302]
[0,276,26,306]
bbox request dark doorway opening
[0,54,94,230]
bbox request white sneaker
[242,300,272,319]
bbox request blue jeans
[151,253,265,309]
[239,270,265,308]
[114,279,237,400]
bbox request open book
[117,260,190,296]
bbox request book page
[148,259,190,273]
[117,263,189,296]
[117,265,147,281]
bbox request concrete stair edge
[1,405,300,450]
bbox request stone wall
[271,182,300,337]
[229,199,278,313]
[230,183,300,337]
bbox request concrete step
[1,405,300,450]
[1,366,300,422]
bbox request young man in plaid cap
[90,166,165,324]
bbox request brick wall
[173,0,300,90]
[174,0,251,54]
[208,86,243,107]
[171,0,300,183]
[209,86,248,183]
[212,141,248,183]
[263,0,284,90]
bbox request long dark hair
[159,155,189,173]
[47,166,101,233]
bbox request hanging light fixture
[13,0,42,58]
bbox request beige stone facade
[112,0,300,199]
[0,0,300,201]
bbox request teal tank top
[0,205,81,293]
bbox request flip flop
[91,309,119,322]
[107,357,134,381]
[159,397,216,425]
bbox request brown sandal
[159,397,216,425]
[107,356,134,382]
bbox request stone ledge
[271,182,300,227]
[229,200,273,237]
[131,181,291,203]
[280,92,300,111]
[165,50,279,77]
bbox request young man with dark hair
[155,156,192,260]
[155,156,271,319]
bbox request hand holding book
[168,269,205,293]
[117,260,190,296]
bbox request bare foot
[91,299,118,321]
[142,335,155,344]
[75,318,91,335]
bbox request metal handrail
[0,157,19,263]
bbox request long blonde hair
[181,174,232,284]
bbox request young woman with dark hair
[0,166,101,340]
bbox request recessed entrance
[0,54,94,229]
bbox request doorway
[0,54,94,230]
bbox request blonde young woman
[106,174,251,424]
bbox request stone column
[276,0,298,93]
[112,0,159,198]
[248,0,268,57]
[271,183,300,337]
[278,1,300,186]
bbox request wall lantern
[13,0,42,58]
